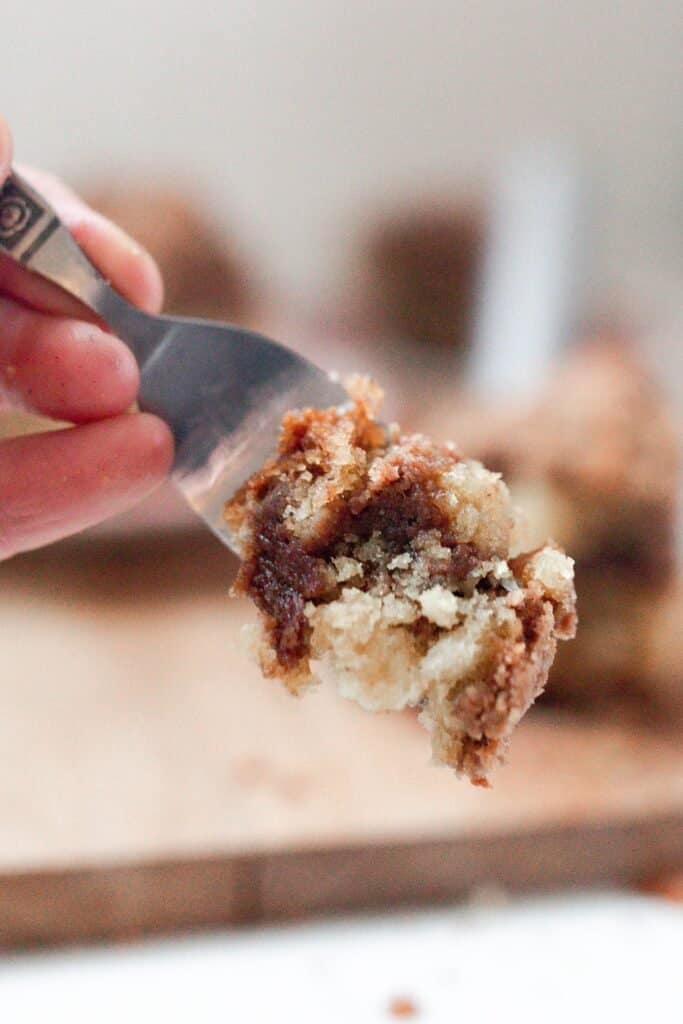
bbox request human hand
[0,118,173,559]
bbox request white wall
[4,1,683,302]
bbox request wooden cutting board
[1,534,682,948]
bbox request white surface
[3,2,683,304]
[2,892,681,1022]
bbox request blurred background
[1,2,682,1018]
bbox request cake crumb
[388,996,419,1018]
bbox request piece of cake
[548,566,659,708]
[225,379,576,785]
[549,570,683,722]
[85,183,256,321]
[428,340,679,576]
[352,203,483,364]
[423,338,681,710]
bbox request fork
[0,171,345,550]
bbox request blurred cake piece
[549,566,659,708]
[424,338,681,711]
[225,378,576,785]
[640,580,683,720]
[510,340,678,576]
[354,203,483,364]
[85,183,256,321]
[428,340,679,577]
[550,570,683,719]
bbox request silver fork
[0,171,345,551]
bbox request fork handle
[0,170,143,346]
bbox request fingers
[0,294,140,422]
[0,162,163,319]
[0,413,173,559]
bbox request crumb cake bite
[225,379,576,785]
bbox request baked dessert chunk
[355,203,483,362]
[547,568,683,721]
[225,379,576,785]
[425,340,679,577]
[85,183,255,321]
[423,339,680,711]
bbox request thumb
[0,116,13,184]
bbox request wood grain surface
[1,534,682,948]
